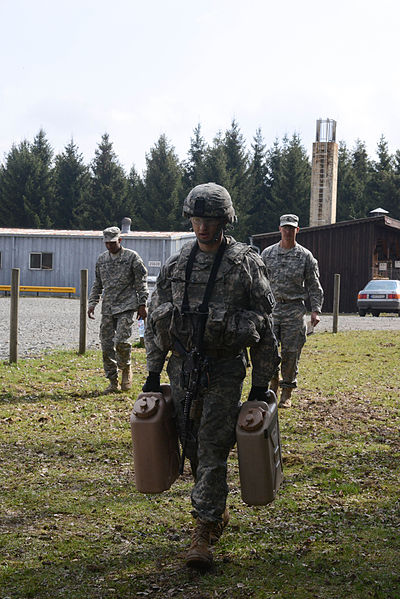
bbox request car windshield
[364,280,398,290]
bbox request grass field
[1,331,399,599]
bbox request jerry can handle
[266,390,277,404]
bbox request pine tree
[222,120,250,241]
[391,150,400,220]
[246,128,270,235]
[367,136,398,218]
[264,138,283,231]
[0,141,31,226]
[202,132,231,189]
[337,141,358,221]
[182,123,208,194]
[348,139,371,219]
[270,134,311,227]
[30,129,55,228]
[0,136,52,228]
[143,134,183,231]
[84,133,128,229]
[126,166,147,230]
[53,140,90,229]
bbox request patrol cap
[280,214,299,227]
[103,226,121,242]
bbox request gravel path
[1,297,399,360]
[0,297,140,360]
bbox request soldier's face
[105,239,122,253]
[191,217,223,246]
[279,225,298,243]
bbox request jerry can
[236,391,283,505]
[130,384,180,493]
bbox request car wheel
[358,310,366,317]
[372,311,380,317]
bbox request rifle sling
[181,237,227,351]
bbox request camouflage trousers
[271,303,307,389]
[167,351,247,523]
[100,310,134,380]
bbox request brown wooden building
[251,215,400,313]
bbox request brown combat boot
[185,519,214,570]
[103,378,119,394]
[121,366,132,391]
[278,388,292,408]
[209,508,230,545]
[269,373,280,395]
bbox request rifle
[179,344,208,475]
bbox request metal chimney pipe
[121,217,132,234]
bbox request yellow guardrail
[0,285,76,294]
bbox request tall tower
[309,118,338,227]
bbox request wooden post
[332,273,340,333]
[79,269,88,354]
[9,268,20,363]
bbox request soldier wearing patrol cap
[88,226,148,393]
[142,183,280,570]
[261,214,324,408]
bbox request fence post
[332,273,341,333]
[79,269,88,354]
[9,268,20,363]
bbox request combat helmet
[182,183,236,224]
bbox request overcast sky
[1,0,399,174]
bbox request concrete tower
[309,118,338,227]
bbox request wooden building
[251,215,400,313]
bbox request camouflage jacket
[88,247,148,315]
[261,242,324,312]
[145,236,280,386]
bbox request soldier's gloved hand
[142,372,161,393]
[248,386,269,402]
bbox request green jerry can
[130,384,180,493]
[236,391,283,505]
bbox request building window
[29,252,53,270]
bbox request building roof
[0,228,194,239]
[251,215,400,240]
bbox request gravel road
[0,297,140,360]
[1,296,400,360]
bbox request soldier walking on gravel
[142,183,279,570]
[88,226,148,393]
[261,214,323,408]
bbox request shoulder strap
[181,241,200,314]
[181,238,227,352]
[198,237,227,314]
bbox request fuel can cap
[238,406,265,431]
[133,395,160,418]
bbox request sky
[1,0,400,175]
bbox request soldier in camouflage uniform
[88,226,148,393]
[261,214,323,408]
[142,183,279,570]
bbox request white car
[357,279,400,317]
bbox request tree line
[1,122,400,242]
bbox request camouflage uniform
[145,236,280,522]
[261,242,323,388]
[89,247,148,380]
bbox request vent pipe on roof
[121,217,132,233]
[368,208,389,217]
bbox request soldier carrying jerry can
[137,183,281,571]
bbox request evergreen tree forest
[1,124,400,242]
